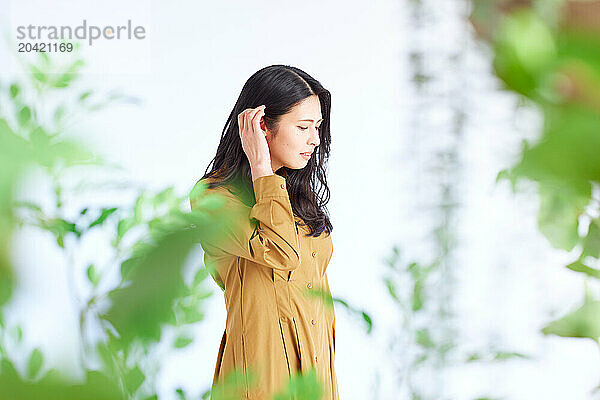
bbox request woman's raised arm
[190,173,301,271]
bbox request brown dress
[190,170,339,400]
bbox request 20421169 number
[18,42,73,52]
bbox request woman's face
[262,95,322,171]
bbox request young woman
[190,65,338,400]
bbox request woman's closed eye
[298,126,321,131]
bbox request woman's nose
[310,128,320,147]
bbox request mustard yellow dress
[190,170,339,400]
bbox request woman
[190,65,338,400]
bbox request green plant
[0,46,218,399]
[469,0,600,394]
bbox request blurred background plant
[0,45,224,399]
[378,0,531,399]
[467,0,600,395]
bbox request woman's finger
[237,111,244,138]
[240,111,248,136]
[242,109,256,138]
[239,109,251,137]
[250,109,262,134]
[251,106,265,135]
[247,106,262,129]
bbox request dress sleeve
[190,174,302,271]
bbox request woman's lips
[300,152,311,159]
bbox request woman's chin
[295,160,311,169]
[283,158,310,170]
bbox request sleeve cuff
[252,174,288,201]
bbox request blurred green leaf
[116,216,135,246]
[134,192,148,224]
[192,266,209,287]
[14,201,43,213]
[12,325,23,342]
[272,369,324,400]
[495,168,518,192]
[582,219,600,258]
[407,261,421,280]
[53,105,66,124]
[30,126,52,149]
[178,304,204,325]
[361,311,373,334]
[207,368,254,400]
[87,264,100,286]
[153,187,175,207]
[191,191,227,211]
[566,260,600,279]
[38,217,80,249]
[78,90,92,102]
[41,139,96,167]
[536,185,586,251]
[541,298,600,341]
[188,181,208,205]
[17,106,31,126]
[26,348,43,379]
[383,245,401,269]
[124,365,145,395]
[9,83,20,99]
[412,280,424,311]
[498,9,556,74]
[511,106,600,197]
[415,328,435,349]
[102,212,207,347]
[173,335,193,349]
[492,351,530,360]
[29,64,47,84]
[465,352,483,362]
[384,278,400,302]
[89,207,117,229]
[52,60,84,88]
[95,341,116,377]
[0,358,123,400]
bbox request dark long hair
[198,64,333,237]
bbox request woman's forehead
[283,96,322,121]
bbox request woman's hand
[238,105,274,181]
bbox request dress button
[311,319,316,325]
[307,282,312,289]
[280,183,285,189]
[280,316,286,322]
[315,355,318,362]
[311,251,316,257]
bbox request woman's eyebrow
[298,118,324,123]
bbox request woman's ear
[260,118,268,137]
